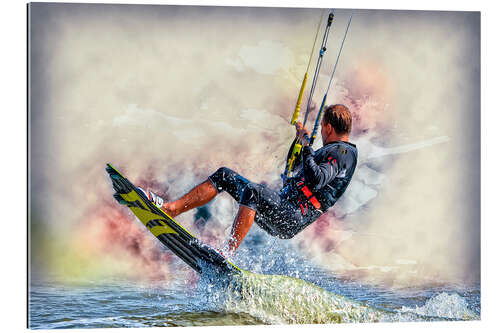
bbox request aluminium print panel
[28,2,480,329]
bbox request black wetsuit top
[283,140,358,212]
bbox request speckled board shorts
[208,167,321,239]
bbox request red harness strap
[296,179,322,210]
[300,203,306,215]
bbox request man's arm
[302,146,339,191]
[295,122,310,145]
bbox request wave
[200,270,479,325]
[399,292,479,320]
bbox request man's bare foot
[161,202,180,218]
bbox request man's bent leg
[227,205,256,255]
[163,167,251,218]
[162,180,217,217]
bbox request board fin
[105,163,241,275]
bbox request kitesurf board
[106,163,241,276]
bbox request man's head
[320,104,352,145]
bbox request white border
[3,0,497,332]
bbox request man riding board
[139,104,358,257]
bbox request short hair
[322,104,352,135]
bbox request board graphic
[106,163,241,275]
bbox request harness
[296,178,322,215]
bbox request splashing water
[195,270,479,325]
[399,292,479,320]
[224,271,380,324]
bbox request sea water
[29,236,480,329]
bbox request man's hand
[295,122,310,146]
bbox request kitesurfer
[140,104,357,257]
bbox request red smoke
[77,196,176,281]
[337,61,393,136]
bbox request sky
[29,3,480,287]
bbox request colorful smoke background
[29,4,480,287]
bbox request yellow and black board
[106,163,241,276]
